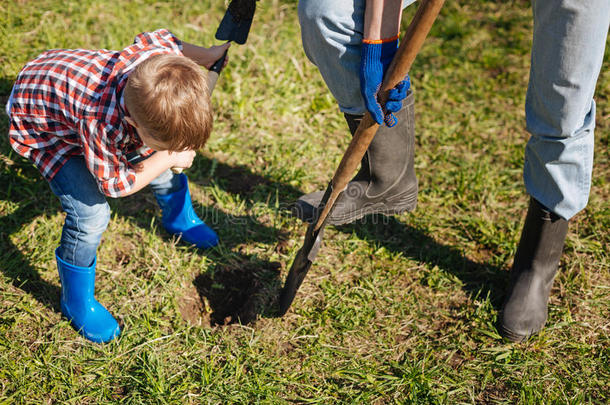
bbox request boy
[6,29,230,343]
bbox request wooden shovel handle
[314,0,445,230]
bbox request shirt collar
[115,72,144,151]
[117,73,129,118]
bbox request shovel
[206,0,258,89]
[172,0,257,174]
[278,0,446,316]
[215,0,258,45]
[207,0,258,90]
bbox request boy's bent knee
[70,202,111,238]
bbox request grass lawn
[1,0,608,403]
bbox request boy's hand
[182,41,231,70]
[203,43,231,70]
[170,150,196,170]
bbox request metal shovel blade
[278,225,325,316]
[278,183,333,316]
[215,0,257,44]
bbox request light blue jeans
[48,157,181,268]
[298,0,415,116]
[298,0,609,220]
[524,0,609,220]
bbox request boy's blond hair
[124,54,212,151]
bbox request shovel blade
[215,7,254,44]
[278,226,325,316]
[278,248,313,316]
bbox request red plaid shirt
[8,29,183,197]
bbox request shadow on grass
[0,186,63,312]
[0,159,290,319]
[109,157,297,324]
[337,216,507,308]
[178,159,508,319]
[1,78,63,310]
[0,151,63,311]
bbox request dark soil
[213,164,271,195]
[180,259,283,326]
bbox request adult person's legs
[294,0,418,224]
[500,0,609,341]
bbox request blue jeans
[298,0,609,220]
[524,0,609,220]
[49,156,181,267]
[298,0,415,116]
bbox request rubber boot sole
[293,185,418,226]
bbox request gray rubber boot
[499,197,569,342]
[293,91,418,225]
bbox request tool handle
[171,51,228,175]
[206,50,228,92]
[314,0,445,230]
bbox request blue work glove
[359,36,410,127]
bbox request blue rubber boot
[56,249,121,343]
[154,173,219,249]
